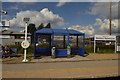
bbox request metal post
[94,36,96,53]
[22,22,28,62]
[76,35,78,48]
[83,34,85,50]
[34,32,36,58]
[109,2,112,35]
[25,22,28,41]
[68,34,70,46]
[63,35,65,48]
[115,40,116,53]
[21,18,30,62]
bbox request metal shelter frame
[34,28,85,58]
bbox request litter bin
[51,47,56,57]
[67,45,71,56]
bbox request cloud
[68,25,95,36]
[88,2,118,19]
[9,8,64,29]
[68,18,118,36]
[56,0,71,7]
[94,18,118,34]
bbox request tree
[37,23,44,30]
[45,23,51,28]
[27,23,36,44]
[45,23,51,43]
[36,23,51,44]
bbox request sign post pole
[21,18,30,62]
[94,36,96,53]
[115,40,116,53]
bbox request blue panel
[55,49,67,57]
[69,30,83,35]
[35,48,51,56]
[34,32,36,57]
[53,29,68,35]
[35,28,84,35]
[36,48,50,53]
[78,48,84,56]
[36,28,53,34]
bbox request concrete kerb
[2,53,119,64]
[30,57,120,63]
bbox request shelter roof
[36,28,84,35]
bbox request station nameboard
[94,35,116,41]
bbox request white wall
[0,36,15,45]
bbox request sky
[1,1,119,37]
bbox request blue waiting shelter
[34,28,85,58]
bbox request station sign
[23,18,30,23]
[21,40,30,48]
[94,35,116,41]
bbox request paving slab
[31,53,119,63]
[31,55,92,63]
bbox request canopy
[35,28,84,35]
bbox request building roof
[0,30,31,35]
[36,28,84,35]
[0,30,13,34]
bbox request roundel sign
[21,40,30,48]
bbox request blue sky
[1,2,118,36]
[2,2,97,27]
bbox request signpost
[21,18,30,62]
[94,35,116,53]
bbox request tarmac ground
[1,53,120,79]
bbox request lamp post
[21,18,30,62]
[109,2,112,35]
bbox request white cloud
[94,18,103,26]
[56,0,71,7]
[68,25,95,36]
[68,18,118,36]
[9,8,64,29]
[89,2,118,19]
[94,18,118,34]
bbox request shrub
[85,46,94,53]
[9,44,34,55]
